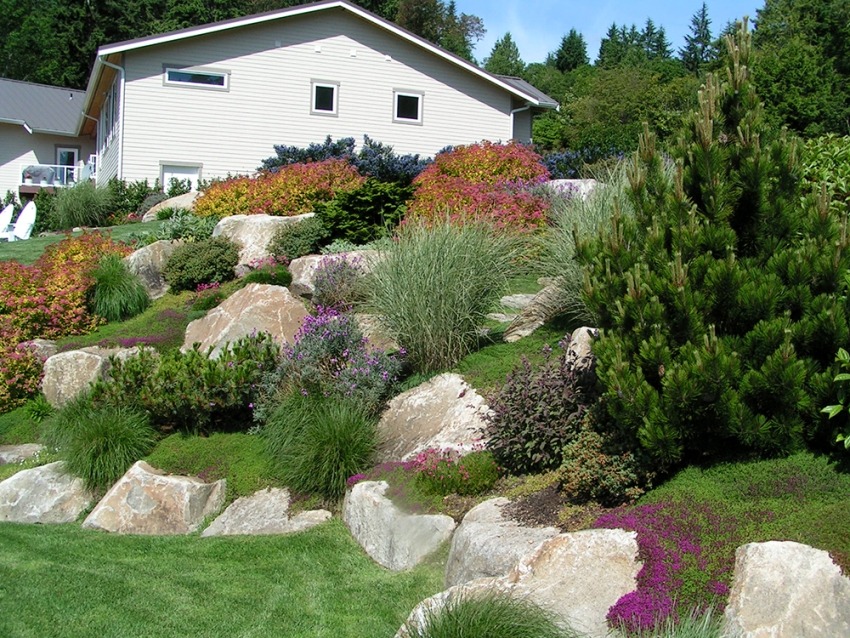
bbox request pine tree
[597,23,625,68]
[484,32,525,77]
[554,28,588,73]
[680,2,716,73]
[576,21,850,471]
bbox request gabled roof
[0,77,85,135]
[84,0,557,116]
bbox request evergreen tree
[597,23,626,68]
[680,2,716,74]
[575,21,850,471]
[554,28,588,73]
[484,32,525,77]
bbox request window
[311,81,338,115]
[164,67,229,90]
[394,91,422,124]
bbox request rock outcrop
[375,373,490,462]
[212,213,314,267]
[444,497,560,587]
[201,487,331,537]
[343,481,455,571]
[503,283,563,342]
[0,461,93,523]
[83,461,226,535]
[141,191,200,222]
[182,283,308,357]
[0,444,44,465]
[124,239,181,299]
[41,346,142,408]
[722,541,850,638]
[287,250,379,299]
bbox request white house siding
[119,8,518,184]
[0,124,95,197]
[512,107,532,144]
[96,76,122,185]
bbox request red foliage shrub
[406,141,550,232]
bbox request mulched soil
[503,483,610,532]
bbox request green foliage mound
[368,221,517,373]
[263,393,377,500]
[267,216,328,261]
[315,178,412,244]
[404,593,579,638]
[45,396,156,492]
[145,432,282,501]
[88,253,150,321]
[576,25,850,473]
[163,236,239,292]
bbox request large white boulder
[182,283,308,358]
[124,239,181,300]
[343,481,455,571]
[546,179,599,200]
[83,461,226,535]
[0,444,44,465]
[722,541,850,637]
[398,528,640,638]
[444,497,560,587]
[375,373,490,462]
[503,283,564,343]
[287,250,380,299]
[141,191,200,222]
[201,487,331,537]
[0,461,93,523]
[212,213,314,267]
[41,346,142,408]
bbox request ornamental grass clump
[263,392,377,500]
[51,181,113,229]
[403,592,580,638]
[88,253,150,322]
[368,221,517,373]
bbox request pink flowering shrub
[407,141,550,232]
[0,232,132,411]
[412,448,500,496]
[194,159,365,219]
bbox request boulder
[201,487,331,537]
[124,240,181,300]
[722,541,850,638]
[375,373,490,462]
[343,481,456,571]
[141,191,200,222]
[503,283,563,343]
[546,179,599,200]
[565,326,598,377]
[288,250,380,299]
[212,213,314,267]
[499,293,537,311]
[0,461,93,523]
[398,529,640,638]
[41,346,141,408]
[0,444,44,465]
[444,497,560,587]
[83,461,226,535]
[182,283,308,358]
[19,338,58,361]
[354,313,399,352]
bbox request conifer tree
[554,28,588,73]
[576,21,850,471]
[484,32,525,76]
[680,2,716,73]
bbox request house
[2,0,557,197]
[0,79,96,199]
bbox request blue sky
[458,0,764,65]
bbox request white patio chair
[0,204,13,235]
[0,201,36,241]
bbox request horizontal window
[394,91,422,124]
[311,81,338,115]
[164,67,229,90]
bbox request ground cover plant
[0,520,443,638]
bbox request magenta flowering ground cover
[595,500,772,634]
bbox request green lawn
[0,519,443,638]
[0,221,162,265]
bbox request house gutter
[99,58,126,181]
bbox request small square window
[395,93,421,122]
[311,81,338,116]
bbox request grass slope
[0,519,443,638]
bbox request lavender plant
[312,255,366,310]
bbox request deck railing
[19,163,95,188]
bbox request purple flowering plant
[312,255,365,311]
[595,501,772,634]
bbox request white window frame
[164,66,230,91]
[100,83,116,148]
[393,90,423,124]
[311,80,339,116]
